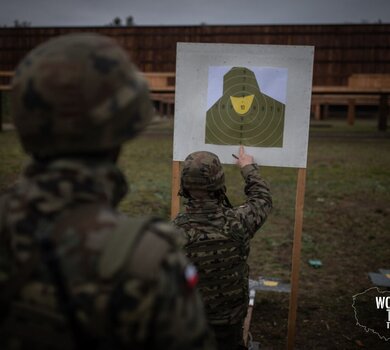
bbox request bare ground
[1,117,389,349]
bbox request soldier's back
[0,177,214,349]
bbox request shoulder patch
[184,264,199,290]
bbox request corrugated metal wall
[1,24,389,86]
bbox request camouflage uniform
[173,151,272,350]
[0,34,215,350]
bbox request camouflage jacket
[173,164,272,325]
[0,159,215,350]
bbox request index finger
[239,145,244,156]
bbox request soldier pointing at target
[173,145,273,350]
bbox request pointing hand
[234,145,254,168]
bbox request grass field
[0,116,389,349]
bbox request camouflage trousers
[211,322,246,350]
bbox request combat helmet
[11,33,153,157]
[179,151,226,198]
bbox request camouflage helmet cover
[180,151,225,194]
[11,33,153,157]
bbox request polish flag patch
[184,264,199,289]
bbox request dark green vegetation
[0,117,389,349]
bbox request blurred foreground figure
[174,146,272,350]
[0,33,215,350]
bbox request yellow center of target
[230,95,254,115]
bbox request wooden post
[347,98,355,125]
[243,289,256,346]
[159,100,164,118]
[323,104,329,119]
[243,306,253,347]
[167,100,173,119]
[378,93,388,131]
[314,103,321,121]
[170,161,181,219]
[287,168,307,350]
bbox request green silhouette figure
[205,67,285,147]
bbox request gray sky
[0,0,389,27]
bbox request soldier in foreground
[173,146,273,350]
[0,33,215,349]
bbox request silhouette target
[205,67,285,147]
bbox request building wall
[0,24,389,86]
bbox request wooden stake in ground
[287,168,307,349]
[170,161,181,219]
[243,289,256,346]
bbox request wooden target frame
[171,42,314,349]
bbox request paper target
[173,43,314,168]
[205,67,285,147]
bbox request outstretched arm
[233,146,273,237]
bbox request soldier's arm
[233,146,273,236]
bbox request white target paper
[173,43,314,168]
